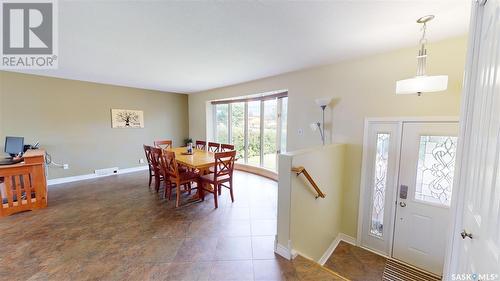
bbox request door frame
[356,116,459,260]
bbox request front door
[393,122,459,276]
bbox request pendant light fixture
[396,15,448,96]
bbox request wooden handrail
[291,166,326,199]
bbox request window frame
[212,91,288,170]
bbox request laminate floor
[0,170,343,281]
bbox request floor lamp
[310,98,331,145]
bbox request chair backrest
[195,140,206,150]
[154,140,172,150]
[213,150,236,181]
[162,150,180,181]
[143,145,153,166]
[220,144,235,151]
[150,146,163,173]
[0,166,34,208]
[208,142,220,152]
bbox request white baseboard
[275,243,293,260]
[318,233,357,265]
[47,165,148,186]
[338,233,356,245]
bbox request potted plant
[184,138,193,147]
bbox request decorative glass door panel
[415,136,458,206]
[370,133,390,237]
[360,122,400,256]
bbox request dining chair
[163,150,200,208]
[208,142,220,152]
[195,140,206,150]
[220,144,235,151]
[154,140,173,150]
[143,145,155,188]
[150,146,165,193]
[200,150,236,208]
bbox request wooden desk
[0,149,47,217]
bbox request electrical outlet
[139,158,145,164]
[63,164,69,170]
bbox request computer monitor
[5,136,24,157]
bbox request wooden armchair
[195,140,206,150]
[200,150,236,208]
[154,140,173,150]
[220,144,235,151]
[1,165,47,216]
[162,151,200,208]
[149,147,165,192]
[143,145,155,187]
[208,142,220,152]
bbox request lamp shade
[315,98,332,107]
[396,75,448,95]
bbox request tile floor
[324,241,386,281]
[0,171,343,281]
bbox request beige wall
[0,72,189,179]
[277,144,345,262]
[189,36,467,237]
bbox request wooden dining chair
[200,150,236,208]
[195,140,206,150]
[154,140,173,150]
[208,142,220,152]
[220,144,235,151]
[163,151,200,208]
[143,145,155,188]
[150,146,165,192]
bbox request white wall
[189,36,467,237]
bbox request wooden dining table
[166,147,215,173]
[164,147,216,201]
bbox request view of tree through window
[263,99,277,170]
[280,97,288,153]
[213,93,287,171]
[216,104,228,143]
[247,101,261,166]
[231,103,245,160]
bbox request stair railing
[291,166,326,199]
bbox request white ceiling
[16,0,471,93]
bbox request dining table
[164,146,216,201]
[166,147,215,173]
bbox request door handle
[461,230,473,239]
[399,202,406,207]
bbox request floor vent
[383,258,441,281]
[94,167,119,176]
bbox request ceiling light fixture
[396,15,448,96]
